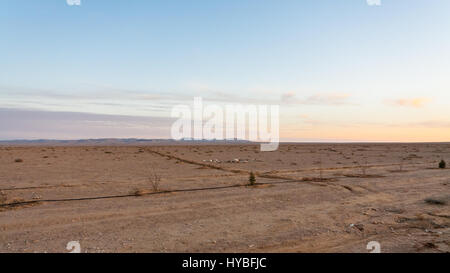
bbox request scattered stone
[31,193,42,200]
[354,224,364,231]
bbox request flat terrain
[0,143,449,253]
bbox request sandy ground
[0,143,449,253]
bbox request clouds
[0,108,174,140]
[280,92,296,102]
[0,84,356,114]
[1,81,446,142]
[0,85,190,117]
[302,93,352,105]
[403,120,450,128]
[386,97,431,108]
[281,92,352,105]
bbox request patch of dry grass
[149,167,162,192]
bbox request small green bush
[249,172,256,186]
[439,160,446,169]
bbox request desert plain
[0,143,449,253]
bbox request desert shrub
[14,158,23,163]
[149,168,161,192]
[439,160,446,169]
[249,172,256,186]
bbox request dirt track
[0,143,449,253]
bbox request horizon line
[0,138,449,145]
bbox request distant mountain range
[0,138,253,146]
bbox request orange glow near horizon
[282,126,450,142]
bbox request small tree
[249,172,256,186]
[439,160,446,169]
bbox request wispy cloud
[0,108,174,140]
[386,97,431,108]
[398,120,450,128]
[281,92,352,105]
[297,114,450,129]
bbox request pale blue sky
[1,0,449,141]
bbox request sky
[0,0,449,142]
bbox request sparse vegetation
[2,143,450,252]
[439,160,446,169]
[248,172,256,186]
[149,167,162,192]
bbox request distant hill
[0,138,253,146]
